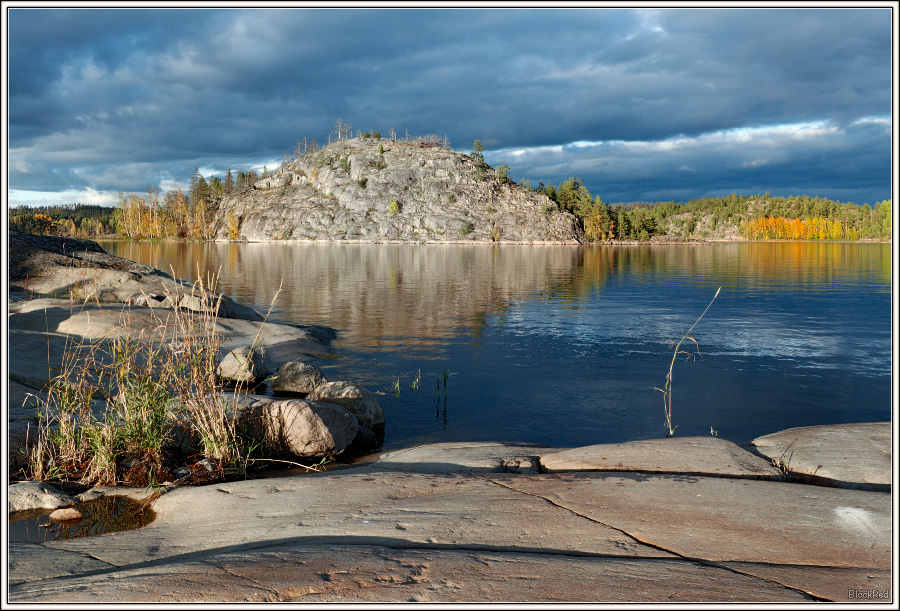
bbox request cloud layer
[6,8,894,207]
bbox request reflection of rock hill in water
[98,241,891,349]
[228,245,589,344]
[211,138,580,243]
[106,242,591,343]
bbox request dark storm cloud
[6,7,893,207]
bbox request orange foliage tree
[740,216,858,240]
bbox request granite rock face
[211,138,581,243]
[8,424,892,603]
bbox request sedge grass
[25,268,282,486]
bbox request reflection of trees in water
[98,241,891,345]
[571,243,890,296]
[16,496,155,543]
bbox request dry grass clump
[24,269,273,487]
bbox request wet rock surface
[47,507,82,522]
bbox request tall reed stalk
[656,287,721,437]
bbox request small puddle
[8,496,156,544]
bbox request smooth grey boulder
[751,422,891,490]
[217,346,267,384]
[236,398,358,458]
[307,381,385,432]
[8,482,76,514]
[540,436,783,479]
[270,360,327,395]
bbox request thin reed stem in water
[655,287,721,437]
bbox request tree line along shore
[9,133,892,243]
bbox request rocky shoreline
[6,234,893,603]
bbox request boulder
[270,360,328,395]
[307,381,385,432]
[8,482,76,514]
[49,507,83,522]
[217,346,267,384]
[237,398,358,458]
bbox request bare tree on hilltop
[332,118,352,141]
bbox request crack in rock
[202,560,287,601]
[483,476,827,602]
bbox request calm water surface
[98,240,893,450]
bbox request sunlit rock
[237,398,358,458]
[307,381,385,432]
[270,360,328,395]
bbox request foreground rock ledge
[7,423,892,604]
[751,422,892,491]
[539,436,782,479]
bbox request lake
[97,240,893,451]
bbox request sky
[3,5,896,208]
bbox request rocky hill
[211,138,580,243]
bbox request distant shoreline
[89,235,891,245]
